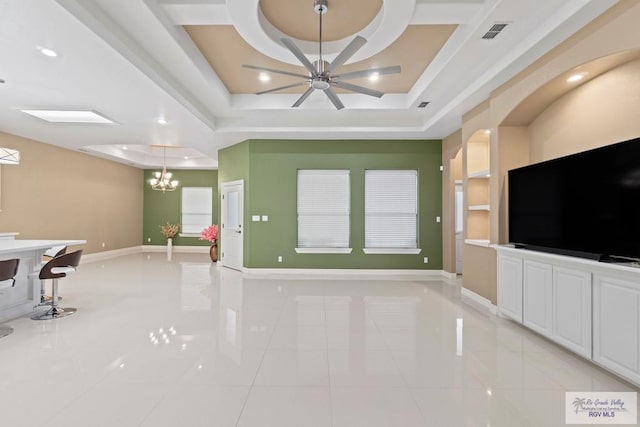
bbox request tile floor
[0,252,637,426]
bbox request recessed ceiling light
[122,146,128,150]
[156,117,168,125]
[20,109,116,124]
[369,72,380,82]
[183,156,189,160]
[39,47,59,57]
[258,73,270,82]
[484,129,491,134]
[567,73,585,83]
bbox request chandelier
[150,146,178,192]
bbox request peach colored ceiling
[259,0,383,42]
[185,24,457,94]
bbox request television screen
[508,137,640,261]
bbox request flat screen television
[508,136,640,261]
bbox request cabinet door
[593,275,640,384]
[498,254,523,323]
[523,260,553,338]
[552,266,591,358]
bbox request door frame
[221,179,244,270]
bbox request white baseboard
[81,246,144,263]
[461,287,498,315]
[80,245,210,264]
[241,268,453,280]
[79,248,451,279]
[141,245,210,253]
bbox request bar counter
[0,239,86,322]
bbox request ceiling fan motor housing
[314,0,328,15]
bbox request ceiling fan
[242,0,400,110]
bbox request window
[296,170,351,253]
[181,187,213,236]
[364,170,420,254]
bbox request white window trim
[295,247,353,254]
[181,186,213,236]
[365,170,419,250]
[178,233,202,238]
[363,248,422,255]
[297,169,350,250]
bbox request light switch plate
[252,215,260,222]
[262,215,269,222]
[436,216,441,223]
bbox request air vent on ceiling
[482,23,509,40]
[418,101,430,108]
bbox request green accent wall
[143,169,218,246]
[218,139,442,269]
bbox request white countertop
[0,239,86,255]
[0,232,19,237]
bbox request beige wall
[0,132,143,254]
[442,129,462,273]
[529,58,640,162]
[457,0,640,304]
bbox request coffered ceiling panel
[259,0,383,42]
[185,24,457,94]
[0,0,623,167]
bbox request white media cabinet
[496,245,640,387]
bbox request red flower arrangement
[200,225,219,243]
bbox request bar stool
[38,245,67,304]
[0,258,20,338]
[31,250,82,321]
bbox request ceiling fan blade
[323,88,345,110]
[292,87,315,108]
[257,82,310,95]
[335,65,401,81]
[332,80,384,98]
[328,36,367,73]
[281,38,317,75]
[243,64,310,80]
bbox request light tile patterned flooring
[0,253,637,426]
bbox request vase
[209,244,218,262]
[167,238,173,256]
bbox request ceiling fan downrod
[314,0,328,66]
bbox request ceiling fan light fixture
[241,0,400,110]
[311,78,331,90]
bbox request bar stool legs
[31,278,76,320]
[0,326,13,338]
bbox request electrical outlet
[252,215,260,222]
[277,256,283,263]
[147,237,151,243]
[436,216,441,223]
[101,242,106,248]
[423,257,429,264]
[262,215,269,222]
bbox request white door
[221,180,244,270]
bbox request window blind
[297,170,350,248]
[181,187,213,234]
[365,170,418,248]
